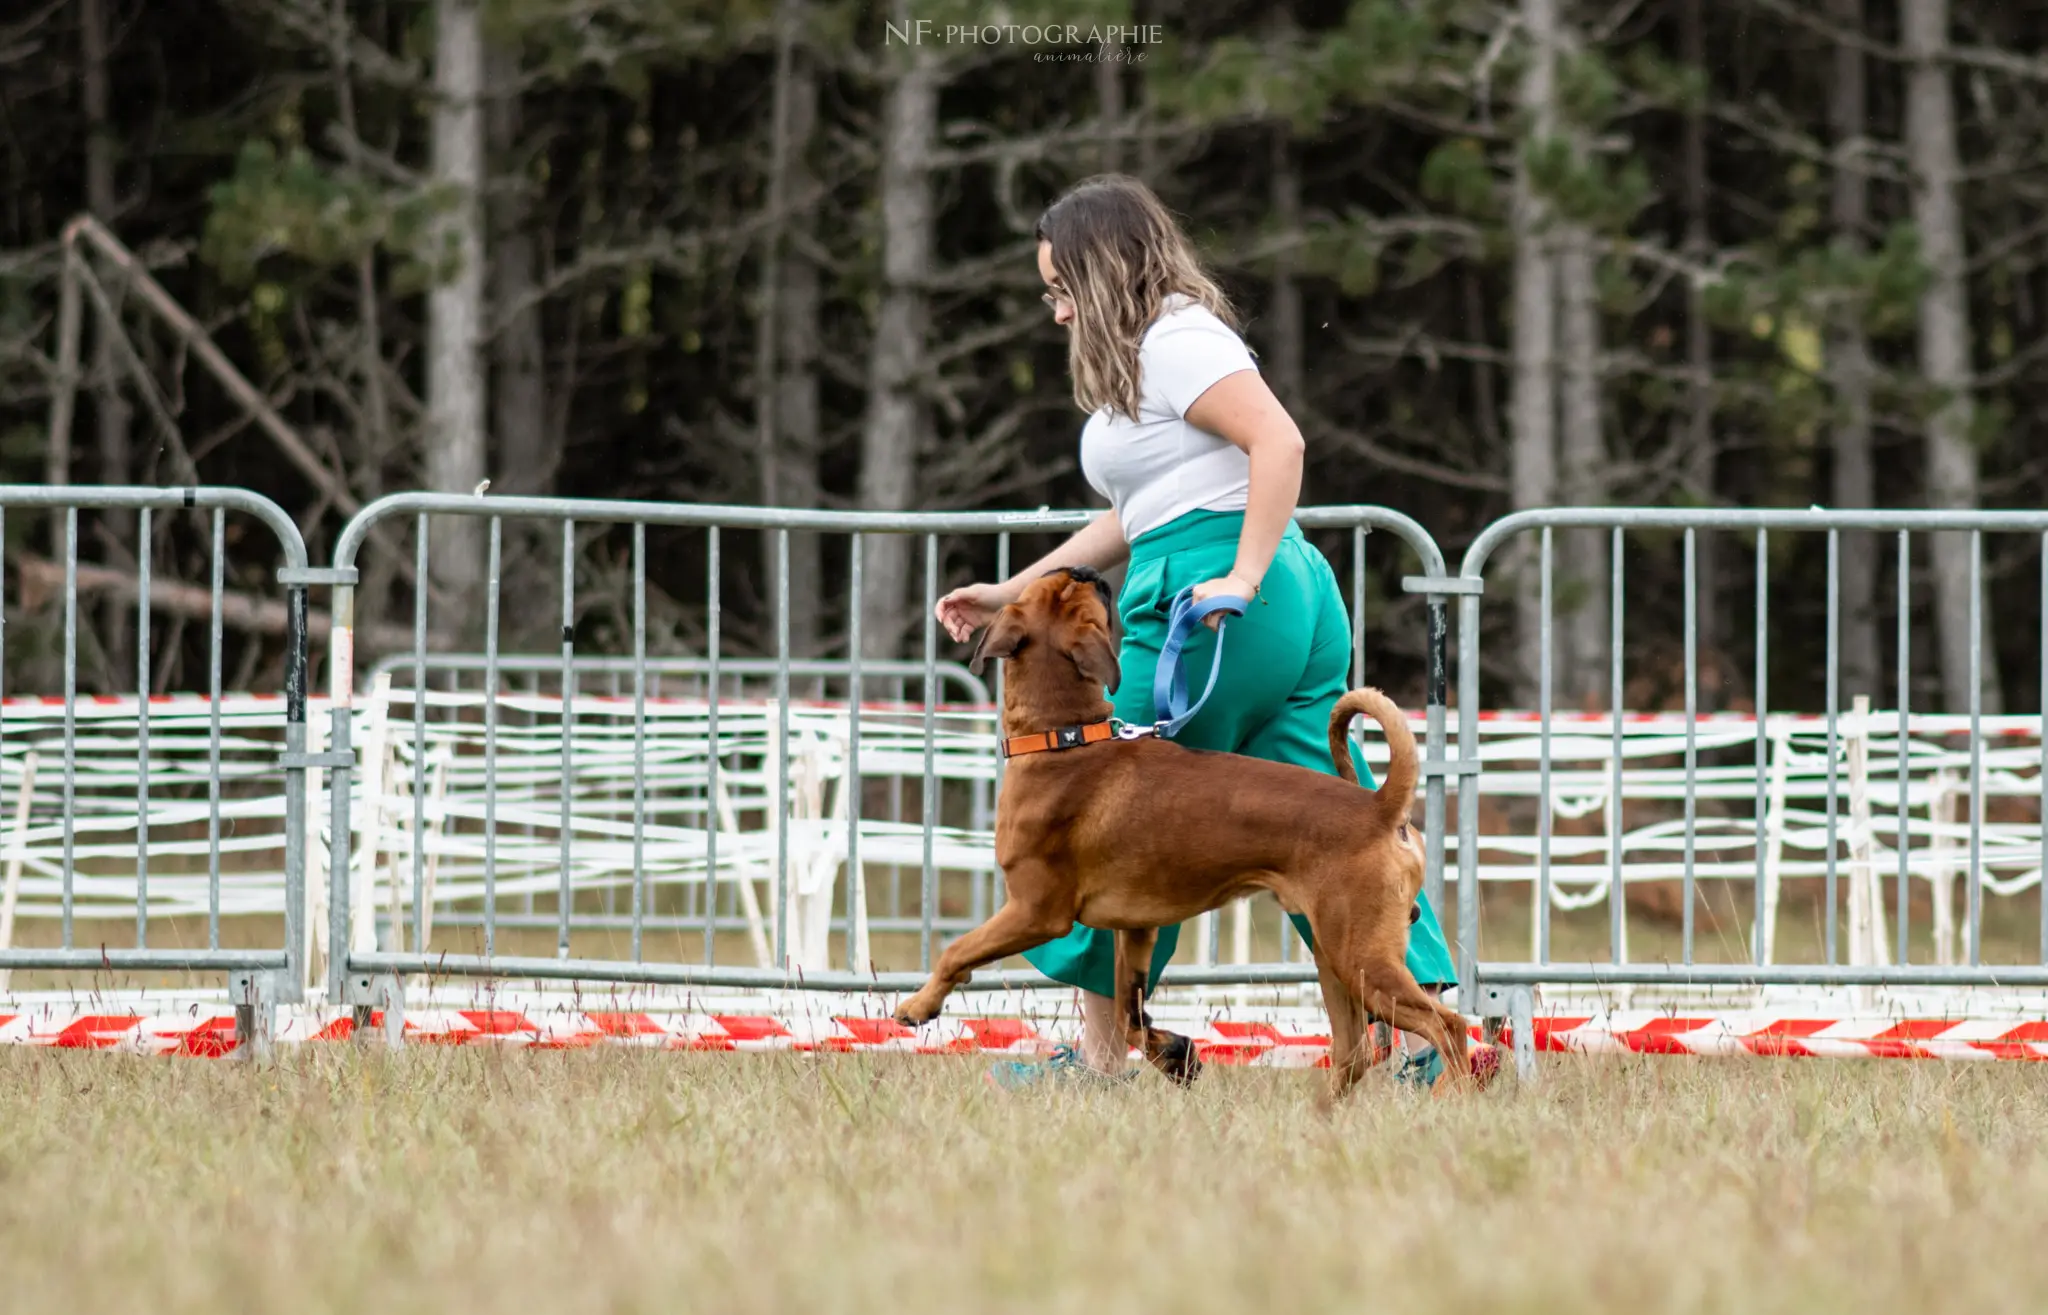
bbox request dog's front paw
[892,996,938,1029]
[1146,1030,1204,1088]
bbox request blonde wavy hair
[1035,175,1239,422]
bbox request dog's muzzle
[1409,903,1421,925]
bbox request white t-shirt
[1078,294,1259,543]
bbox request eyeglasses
[1042,286,1072,309]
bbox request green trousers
[1019,509,1459,997]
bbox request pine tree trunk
[1267,125,1305,411]
[1902,0,2000,714]
[857,23,937,659]
[425,0,489,640]
[1829,0,1881,704]
[329,0,397,652]
[1508,0,1560,711]
[1680,0,1721,691]
[82,0,134,681]
[1094,38,1124,173]
[487,38,551,498]
[1134,0,1160,180]
[756,0,823,657]
[777,233,825,659]
[1556,223,1609,710]
[778,61,825,658]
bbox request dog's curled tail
[1328,687,1419,833]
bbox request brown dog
[892,565,1478,1105]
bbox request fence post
[231,969,276,1060]
[326,703,354,1004]
[271,559,363,1009]
[1399,562,1478,1021]
[1760,721,1792,967]
[237,552,319,1053]
[1508,984,1536,1082]
[1454,577,1484,1017]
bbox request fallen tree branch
[1299,406,1510,494]
[13,554,427,652]
[54,213,424,594]
[59,215,360,515]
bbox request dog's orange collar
[999,719,1120,760]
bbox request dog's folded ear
[1064,624,1121,694]
[966,607,1026,676]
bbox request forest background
[3,0,2046,717]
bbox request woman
[936,174,1467,1089]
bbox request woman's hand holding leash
[1189,572,1258,629]
[1152,584,1252,738]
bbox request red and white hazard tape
[1,1007,2044,1063]
[1527,1012,2048,1062]
[0,1008,1338,1064]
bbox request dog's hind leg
[1347,965,1474,1094]
[893,883,1071,1028]
[1113,927,1202,1087]
[1420,992,1480,1090]
[1312,949,1381,1111]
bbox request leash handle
[1152,586,1249,739]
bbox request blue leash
[1143,586,1250,739]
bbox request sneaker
[985,1043,1136,1092]
[1394,1045,1446,1088]
[1393,1041,1504,1090]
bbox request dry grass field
[1,1046,2045,1314]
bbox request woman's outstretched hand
[935,582,1015,644]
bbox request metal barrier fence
[1458,709,2046,972]
[343,653,1000,963]
[0,486,320,1049]
[1456,509,2048,1071]
[16,488,2044,1078]
[318,494,1453,1019]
